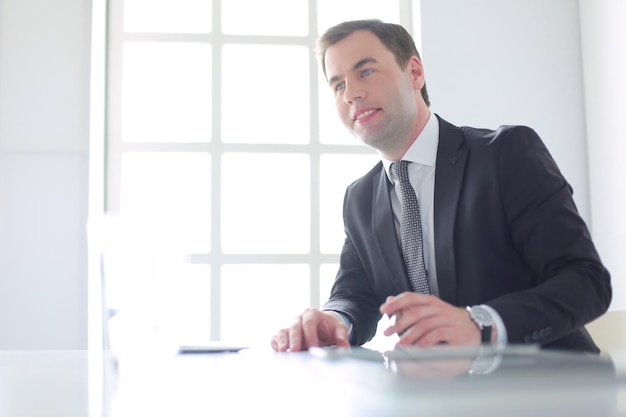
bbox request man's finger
[287,318,305,352]
[334,325,350,347]
[300,310,321,348]
[379,292,430,316]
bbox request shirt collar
[382,112,439,183]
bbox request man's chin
[359,135,386,152]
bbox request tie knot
[394,160,411,184]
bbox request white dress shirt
[382,112,439,295]
[381,113,508,348]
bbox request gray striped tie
[395,160,431,294]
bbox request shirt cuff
[325,310,353,335]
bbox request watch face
[471,306,494,326]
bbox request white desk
[1,347,624,416]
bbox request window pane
[124,0,212,33]
[319,264,338,307]
[222,0,307,36]
[122,42,212,143]
[319,153,380,254]
[317,0,401,34]
[221,153,310,254]
[221,264,309,344]
[101,217,211,351]
[152,263,212,346]
[120,152,211,253]
[221,45,309,144]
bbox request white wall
[579,0,626,310]
[419,0,626,308]
[420,0,590,221]
[419,0,625,353]
[0,0,90,349]
[579,0,626,352]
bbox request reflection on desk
[0,346,624,417]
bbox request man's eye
[362,69,373,77]
[335,81,345,92]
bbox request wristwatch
[466,305,494,344]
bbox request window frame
[103,0,418,343]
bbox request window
[104,0,417,350]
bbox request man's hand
[270,308,351,352]
[380,292,481,347]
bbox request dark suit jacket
[324,115,612,353]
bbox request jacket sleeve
[322,186,384,345]
[487,126,611,347]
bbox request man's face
[324,30,425,158]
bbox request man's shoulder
[458,124,540,146]
[436,114,539,143]
[345,160,384,195]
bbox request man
[270,19,611,353]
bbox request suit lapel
[372,167,411,294]
[433,116,467,305]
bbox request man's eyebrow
[328,57,379,86]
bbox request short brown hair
[316,19,430,107]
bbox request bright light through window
[316,0,400,34]
[122,42,212,143]
[124,0,212,33]
[105,0,415,350]
[221,45,310,144]
[221,153,311,254]
[222,0,308,36]
[221,264,310,344]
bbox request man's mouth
[354,108,378,121]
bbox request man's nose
[343,80,365,103]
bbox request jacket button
[450,157,458,165]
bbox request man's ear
[407,56,425,90]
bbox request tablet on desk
[308,346,385,361]
[178,342,249,354]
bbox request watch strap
[480,325,492,344]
